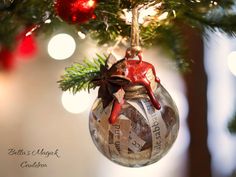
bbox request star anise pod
[91,56,130,108]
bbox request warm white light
[48,33,76,60]
[227,51,236,76]
[61,91,91,114]
[158,12,169,21]
[88,0,95,7]
[44,19,51,24]
[78,31,86,39]
[120,3,162,24]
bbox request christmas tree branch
[58,54,106,93]
[183,12,236,36]
[1,0,236,71]
[141,22,188,71]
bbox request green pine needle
[58,54,106,93]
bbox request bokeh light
[61,90,91,114]
[227,51,236,76]
[48,33,76,60]
[78,31,86,39]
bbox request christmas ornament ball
[0,47,15,71]
[16,34,37,58]
[55,0,97,24]
[89,83,179,167]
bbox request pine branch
[58,54,106,93]
[78,0,131,45]
[1,0,236,72]
[141,23,189,71]
[187,13,236,36]
[0,0,58,47]
[0,13,21,48]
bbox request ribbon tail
[109,98,124,124]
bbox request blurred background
[0,28,235,177]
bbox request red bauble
[16,34,37,59]
[55,0,97,24]
[0,47,15,71]
[15,26,38,59]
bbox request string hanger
[125,2,142,61]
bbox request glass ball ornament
[89,83,179,167]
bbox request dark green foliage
[141,24,189,71]
[0,0,236,68]
[58,54,106,93]
[79,0,131,45]
[0,0,59,48]
[0,13,20,48]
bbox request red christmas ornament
[0,26,38,71]
[55,0,97,24]
[89,51,179,167]
[0,47,15,71]
[15,26,38,59]
[16,34,37,59]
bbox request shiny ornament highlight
[55,0,97,24]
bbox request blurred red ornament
[0,47,15,71]
[15,26,38,59]
[0,26,38,71]
[16,34,37,59]
[55,0,97,24]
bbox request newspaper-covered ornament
[89,55,179,167]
